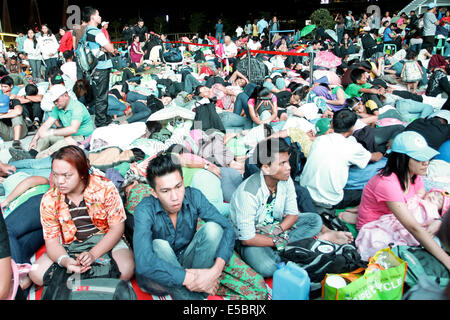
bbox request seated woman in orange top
[29,146,134,286]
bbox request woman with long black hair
[37,24,59,80]
[23,29,42,81]
[353,131,450,269]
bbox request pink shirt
[356,172,425,230]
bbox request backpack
[41,235,136,300]
[280,238,367,284]
[163,47,183,63]
[41,262,136,300]
[75,27,99,82]
[236,55,268,85]
[391,245,450,289]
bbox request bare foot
[338,211,358,225]
[318,230,354,245]
[19,275,32,290]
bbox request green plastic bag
[322,247,407,300]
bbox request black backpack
[40,249,137,300]
[41,235,137,300]
[280,238,367,284]
[163,47,183,63]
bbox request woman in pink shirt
[130,35,144,67]
[355,131,450,270]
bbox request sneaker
[12,140,23,150]
[8,147,33,161]
[24,117,33,128]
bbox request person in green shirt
[345,68,385,97]
[9,84,94,161]
[344,68,386,111]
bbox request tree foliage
[189,12,206,33]
[310,8,335,30]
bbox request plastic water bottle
[272,261,310,300]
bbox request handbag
[321,247,408,300]
[7,260,32,300]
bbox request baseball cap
[386,131,439,161]
[315,118,332,136]
[47,84,67,102]
[102,21,109,27]
[428,109,450,124]
[50,74,64,85]
[428,3,436,9]
[0,94,10,113]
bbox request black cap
[50,74,64,85]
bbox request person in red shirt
[440,10,450,30]
[58,27,73,54]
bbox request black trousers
[22,102,43,122]
[92,68,112,128]
[333,189,363,210]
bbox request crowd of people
[1,2,450,301]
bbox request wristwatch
[204,162,210,170]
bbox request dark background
[4,0,413,37]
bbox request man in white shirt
[235,25,244,38]
[223,36,238,58]
[300,109,383,210]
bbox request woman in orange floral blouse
[29,146,134,286]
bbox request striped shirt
[66,198,99,241]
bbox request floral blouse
[40,174,126,244]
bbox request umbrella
[208,36,219,45]
[313,50,342,69]
[325,29,338,43]
[300,24,316,37]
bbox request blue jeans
[9,157,52,178]
[128,101,151,123]
[5,194,45,263]
[445,43,450,57]
[392,61,404,76]
[219,167,243,203]
[183,73,201,94]
[44,58,58,78]
[233,83,258,118]
[219,112,253,132]
[29,59,42,80]
[135,222,224,300]
[126,91,148,103]
[419,66,428,87]
[107,95,127,117]
[395,99,434,123]
[237,212,323,277]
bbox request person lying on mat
[133,152,235,300]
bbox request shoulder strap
[84,26,99,43]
